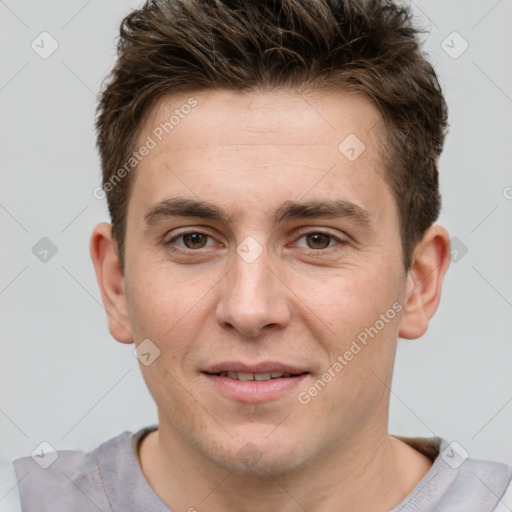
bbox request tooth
[237,372,254,381]
[223,371,295,381]
[254,373,271,381]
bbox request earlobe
[398,225,451,340]
[90,222,133,344]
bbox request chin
[206,431,313,477]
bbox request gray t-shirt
[10,425,512,511]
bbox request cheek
[126,279,176,340]
[291,263,401,335]
[125,263,223,392]
[293,266,404,401]
[125,258,215,340]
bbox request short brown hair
[96,0,448,271]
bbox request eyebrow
[144,197,373,229]
[144,197,228,226]
[273,199,372,228]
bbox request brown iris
[183,233,208,249]
[306,233,332,249]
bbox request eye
[167,231,215,250]
[294,231,343,250]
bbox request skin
[91,88,451,512]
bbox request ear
[398,224,451,340]
[90,222,133,344]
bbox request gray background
[1,1,511,465]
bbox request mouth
[204,370,307,381]
[201,363,310,402]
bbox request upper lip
[203,361,309,375]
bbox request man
[4,0,512,510]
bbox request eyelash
[164,229,347,254]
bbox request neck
[138,423,432,512]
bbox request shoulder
[10,427,154,512]
[443,456,512,511]
[394,436,512,512]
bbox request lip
[203,361,309,374]
[202,372,309,403]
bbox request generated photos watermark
[298,301,403,405]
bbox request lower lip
[202,373,309,403]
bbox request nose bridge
[215,245,291,337]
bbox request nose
[215,248,292,338]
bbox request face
[118,89,411,474]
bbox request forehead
[129,88,393,225]
[142,88,384,156]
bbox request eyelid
[294,226,345,236]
